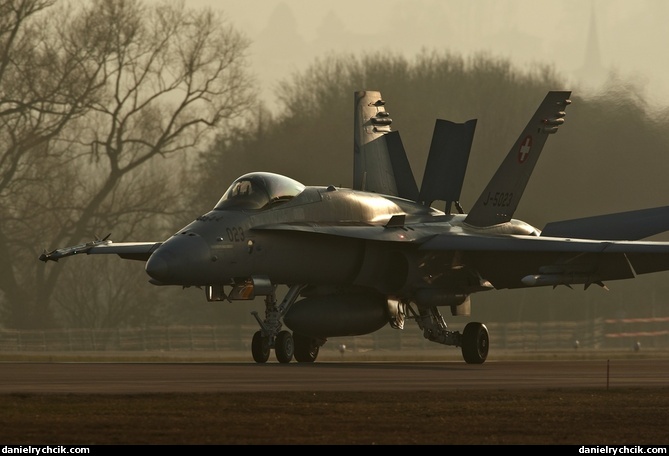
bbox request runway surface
[1,358,668,393]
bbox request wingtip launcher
[39,234,112,262]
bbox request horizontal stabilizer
[419,119,476,211]
[541,206,669,240]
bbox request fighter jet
[40,90,669,364]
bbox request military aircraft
[40,89,669,364]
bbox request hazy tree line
[1,0,668,331]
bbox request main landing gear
[407,304,489,364]
[250,284,325,363]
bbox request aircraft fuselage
[145,181,540,298]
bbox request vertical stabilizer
[353,90,418,200]
[464,91,571,227]
[419,118,477,213]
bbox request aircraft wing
[420,233,669,289]
[252,220,669,289]
[39,238,162,262]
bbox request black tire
[293,333,320,363]
[461,322,489,364]
[275,330,294,363]
[251,330,270,363]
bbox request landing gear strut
[250,284,307,363]
[407,303,490,364]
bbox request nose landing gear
[250,284,304,363]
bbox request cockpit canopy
[214,172,306,210]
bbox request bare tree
[0,0,255,328]
[0,0,105,327]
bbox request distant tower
[574,3,607,91]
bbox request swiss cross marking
[517,135,532,163]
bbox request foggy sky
[181,0,669,111]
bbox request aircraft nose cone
[145,254,168,281]
[145,233,212,285]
